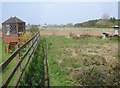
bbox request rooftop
[2,16,25,24]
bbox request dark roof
[2,16,25,24]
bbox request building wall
[3,34,18,43]
[2,22,25,44]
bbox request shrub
[19,33,31,45]
[29,25,39,35]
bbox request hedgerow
[19,39,46,86]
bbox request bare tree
[102,13,110,20]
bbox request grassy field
[1,28,119,86]
[41,35,119,86]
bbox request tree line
[74,17,119,28]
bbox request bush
[19,33,31,45]
[29,25,39,35]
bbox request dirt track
[40,30,114,36]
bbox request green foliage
[19,39,46,86]
[19,33,31,45]
[48,42,52,49]
[29,25,39,35]
[109,17,117,23]
[96,19,112,28]
[74,17,118,28]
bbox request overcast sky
[1,1,118,26]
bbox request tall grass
[19,39,46,86]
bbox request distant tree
[96,20,111,27]
[74,17,117,28]
[102,13,110,20]
[109,17,117,23]
[66,23,73,27]
[29,25,39,35]
[74,23,82,27]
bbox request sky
[0,1,118,26]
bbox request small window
[18,24,23,33]
[10,24,17,34]
[6,25,10,35]
[3,25,6,35]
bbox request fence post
[27,43,29,59]
[5,44,6,54]
[16,43,20,77]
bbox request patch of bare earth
[65,48,77,57]
[40,30,114,36]
[78,43,118,66]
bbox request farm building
[2,16,25,53]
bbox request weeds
[19,39,46,86]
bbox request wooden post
[9,24,11,35]
[23,23,25,34]
[16,43,20,77]
[8,45,10,54]
[5,44,6,54]
[31,40,33,57]
[27,44,29,59]
[16,23,18,34]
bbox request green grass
[19,39,46,86]
[0,39,11,64]
[41,35,118,86]
[0,38,17,86]
[0,38,32,86]
[1,35,119,86]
